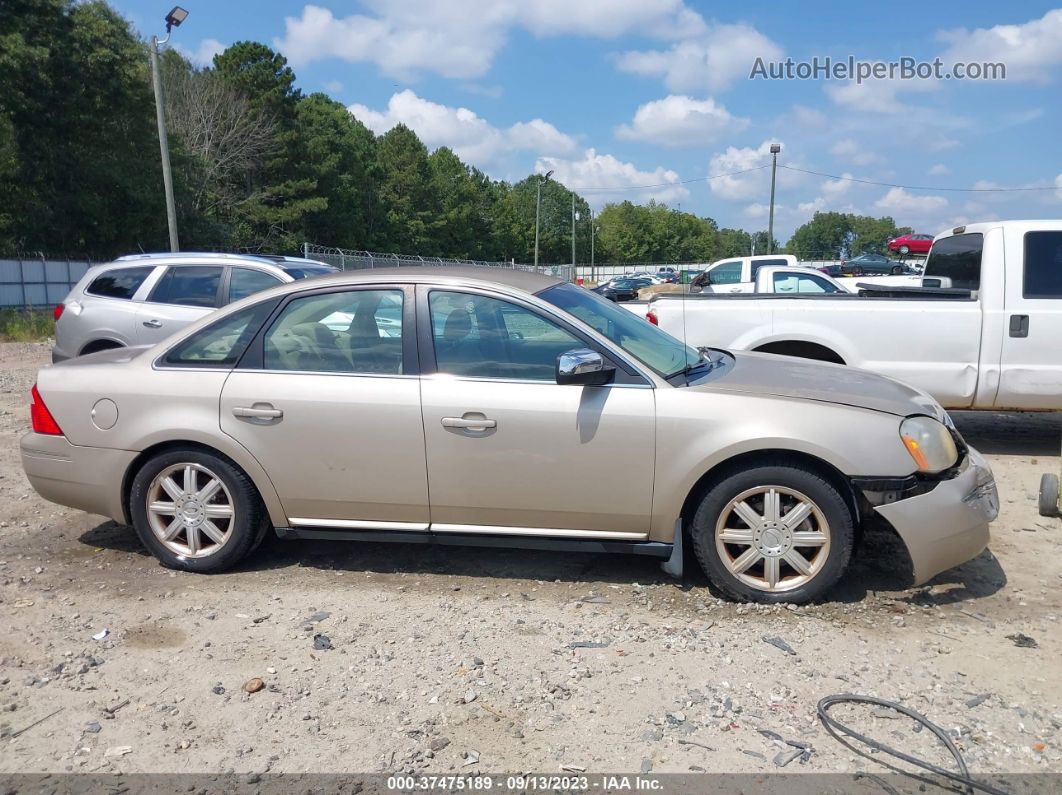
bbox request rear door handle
[441,416,496,430]
[1009,314,1030,338]
[142,319,163,328]
[233,404,284,421]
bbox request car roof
[115,251,276,264]
[252,265,565,295]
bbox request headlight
[899,415,959,473]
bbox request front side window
[750,259,788,279]
[149,266,223,307]
[163,300,276,368]
[430,291,581,381]
[772,272,841,294]
[228,267,283,303]
[708,261,742,285]
[923,233,982,291]
[86,266,154,299]
[1023,231,1062,299]
[541,283,700,377]
[263,289,403,374]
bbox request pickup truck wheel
[690,463,854,603]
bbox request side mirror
[556,348,614,386]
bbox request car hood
[689,350,945,419]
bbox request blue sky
[116,1,1061,241]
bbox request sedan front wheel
[690,462,854,603]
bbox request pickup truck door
[997,227,1062,409]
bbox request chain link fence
[303,244,573,283]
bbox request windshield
[540,283,701,377]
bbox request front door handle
[441,416,496,430]
[233,404,284,421]
[1009,314,1030,338]
[142,319,163,329]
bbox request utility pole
[590,208,595,280]
[534,170,553,268]
[150,7,189,253]
[571,194,576,270]
[768,143,781,255]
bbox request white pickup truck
[644,220,1062,410]
[689,254,799,292]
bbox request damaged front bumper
[869,447,998,585]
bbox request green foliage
[0,0,912,267]
[0,309,54,341]
[787,211,911,259]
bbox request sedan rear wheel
[130,448,267,572]
[691,462,854,603]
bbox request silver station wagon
[22,267,998,603]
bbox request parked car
[655,267,679,283]
[22,266,997,603]
[644,220,1062,410]
[839,253,908,276]
[888,233,934,255]
[51,253,336,362]
[689,255,797,293]
[592,277,653,301]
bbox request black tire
[1039,473,1060,518]
[890,265,903,275]
[129,448,268,573]
[689,461,854,603]
[852,267,863,276]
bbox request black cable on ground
[817,694,1010,795]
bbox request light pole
[590,209,595,279]
[534,170,553,268]
[767,143,780,255]
[571,194,576,269]
[150,6,188,252]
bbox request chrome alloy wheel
[146,463,235,558]
[714,485,831,593]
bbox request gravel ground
[0,341,1059,783]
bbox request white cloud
[616,23,783,93]
[707,140,801,201]
[1056,173,1062,202]
[323,79,344,94]
[174,37,225,67]
[938,9,1062,82]
[830,139,881,167]
[535,149,690,207]
[348,90,577,168]
[929,163,950,176]
[874,187,950,229]
[615,95,748,147]
[821,174,853,198]
[276,0,706,78]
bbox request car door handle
[441,416,496,430]
[1009,314,1030,338]
[233,404,284,421]
[142,319,163,328]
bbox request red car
[887,233,934,255]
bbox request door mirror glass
[556,348,614,386]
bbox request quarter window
[163,301,276,368]
[263,290,403,374]
[1023,231,1062,299]
[85,266,154,299]
[228,267,283,303]
[429,291,581,381]
[149,266,223,307]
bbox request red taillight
[646,309,658,325]
[53,303,64,322]
[30,385,63,436]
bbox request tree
[786,212,911,259]
[375,124,434,252]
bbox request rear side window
[150,266,223,307]
[750,258,789,278]
[162,301,277,368]
[85,266,154,299]
[773,272,841,294]
[708,261,742,285]
[228,267,283,304]
[1023,231,1062,299]
[923,233,982,290]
